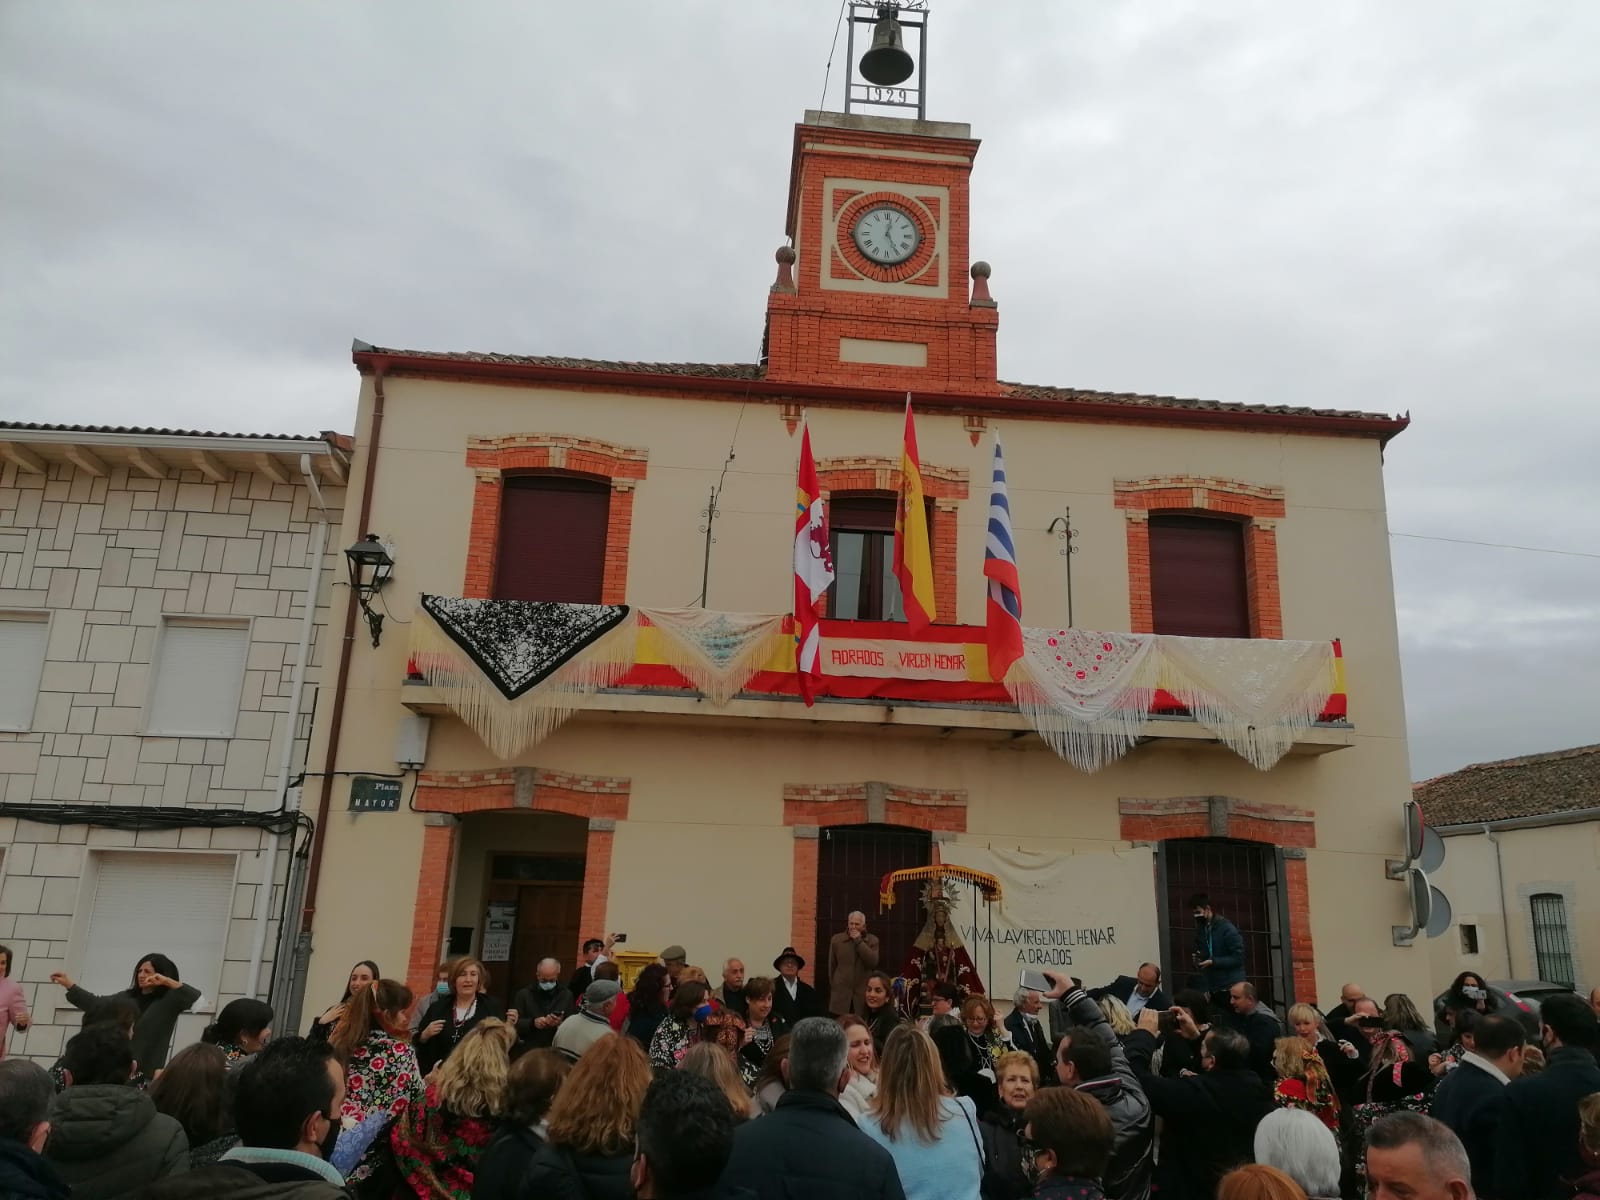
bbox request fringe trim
[1007,664,1159,773]
[409,609,638,760]
[637,608,787,707]
[1158,638,1336,770]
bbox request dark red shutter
[829,495,897,531]
[1148,515,1250,638]
[494,476,610,603]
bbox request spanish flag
[894,395,937,634]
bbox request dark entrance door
[814,825,931,1008]
[482,853,585,1005]
[1157,838,1292,1012]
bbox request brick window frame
[1114,477,1286,639]
[783,781,967,985]
[464,435,648,603]
[815,458,968,623]
[1118,796,1317,1003]
[404,767,630,997]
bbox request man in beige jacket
[826,910,881,1016]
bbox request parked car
[1432,979,1572,1040]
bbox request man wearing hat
[660,945,689,981]
[770,947,821,1027]
[553,978,623,1061]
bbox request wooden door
[483,868,583,1003]
[814,825,931,1005]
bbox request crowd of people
[3,906,1600,1199]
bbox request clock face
[852,204,920,265]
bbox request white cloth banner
[937,843,1159,998]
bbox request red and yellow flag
[894,396,937,634]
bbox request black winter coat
[0,1138,69,1200]
[977,1109,1033,1200]
[1493,1045,1600,1200]
[412,992,507,1076]
[44,1084,189,1200]
[769,979,821,1028]
[1430,1058,1507,1196]
[472,1123,546,1200]
[518,1141,633,1200]
[512,984,575,1049]
[1125,1030,1272,1200]
[721,1090,907,1200]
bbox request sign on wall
[938,843,1159,993]
[482,900,516,963]
[349,776,403,812]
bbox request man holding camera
[1188,894,1245,1007]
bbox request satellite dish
[1425,885,1453,938]
[1403,800,1425,863]
[1407,866,1432,935]
[1420,825,1446,874]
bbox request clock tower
[764,109,1000,395]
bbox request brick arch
[1113,476,1285,639]
[783,782,968,984]
[816,459,969,624]
[405,767,631,995]
[1118,796,1316,1003]
[464,434,649,602]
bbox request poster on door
[937,843,1158,993]
[482,900,517,963]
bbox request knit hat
[585,978,622,1007]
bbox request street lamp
[343,534,395,647]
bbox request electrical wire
[0,802,311,837]
[819,0,850,112]
[1389,532,1600,560]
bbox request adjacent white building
[0,424,347,1062]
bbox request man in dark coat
[567,936,612,998]
[1187,894,1245,1003]
[1493,992,1600,1200]
[1220,981,1281,1084]
[0,1060,70,1200]
[1088,964,1171,1018]
[1430,1013,1525,1194]
[769,948,821,1027]
[722,1017,906,1200]
[632,1070,755,1199]
[44,1025,188,1199]
[1125,1014,1272,1200]
[1004,986,1055,1085]
[513,957,575,1050]
[1052,981,1153,1200]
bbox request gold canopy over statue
[877,867,1000,1021]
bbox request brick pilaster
[407,819,460,996]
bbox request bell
[859,7,915,87]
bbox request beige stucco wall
[301,372,1425,1014]
[1427,822,1600,995]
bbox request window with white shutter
[79,852,237,1048]
[146,618,250,736]
[0,612,49,730]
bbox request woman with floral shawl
[390,1018,514,1199]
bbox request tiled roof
[352,342,1402,424]
[0,422,343,442]
[1413,744,1600,826]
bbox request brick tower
[764,109,1000,395]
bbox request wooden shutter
[829,494,897,532]
[1148,515,1250,638]
[494,476,610,603]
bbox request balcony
[403,600,1353,771]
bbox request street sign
[349,776,402,813]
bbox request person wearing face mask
[135,1036,351,1198]
[415,957,513,1076]
[1186,895,1245,1006]
[513,958,574,1051]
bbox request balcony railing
[403,598,1351,771]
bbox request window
[146,619,249,736]
[1529,893,1576,987]
[1460,924,1479,955]
[1148,515,1251,638]
[495,475,610,603]
[0,612,49,730]
[828,494,934,622]
[80,852,235,1048]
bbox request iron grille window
[1529,893,1575,988]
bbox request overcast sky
[3,2,1595,781]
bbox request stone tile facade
[0,441,345,1062]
